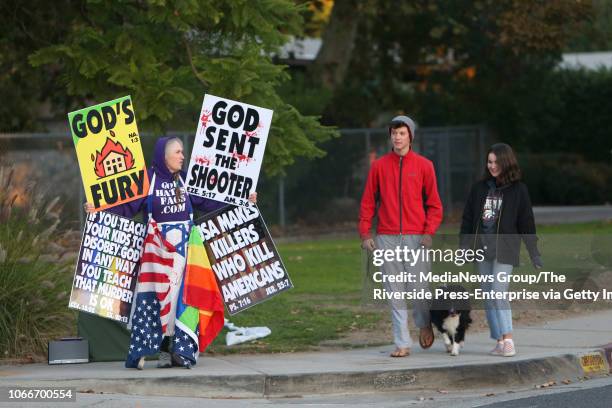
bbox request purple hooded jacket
[108,136,225,222]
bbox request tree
[307,0,366,92]
[0,1,76,131]
[308,0,591,134]
[565,0,612,52]
[277,0,596,219]
[6,0,335,175]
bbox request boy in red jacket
[359,115,443,357]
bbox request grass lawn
[207,221,612,354]
[208,238,382,353]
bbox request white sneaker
[137,357,145,370]
[502,339,516,357]
[490,341,504,356]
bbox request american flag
[125,293,163,368]
[125,220,178,368]
[172,291,200,367]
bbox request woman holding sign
[86,136,257,369]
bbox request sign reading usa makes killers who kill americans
[196,205,292,315]
[186,94,273,208]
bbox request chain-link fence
[0,132,191,230]
[0,126,488,231]
[261,126,490,229]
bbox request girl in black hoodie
[460,143,542,357]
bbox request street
[3,375,611,408]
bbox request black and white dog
[430,285,472,356]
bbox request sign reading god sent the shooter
[68,96,149,211]
[69,211,146,323]
[196,205,292,315]
[186,94,273,208]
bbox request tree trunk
[309,0,361,91]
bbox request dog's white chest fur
[442,315,460,336]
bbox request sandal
[390,347,410,357]
[419,325,434,349]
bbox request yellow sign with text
[68,96,149,211]
[580,352,608,374]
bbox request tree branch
[184,36,209,87]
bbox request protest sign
[68,96,149,211]
[69,211,147,323]
[196,205,292,315]
[186,94,273,208]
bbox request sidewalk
[533,205,612,224]
[1,310,611,399]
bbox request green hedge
[520,153,612,205]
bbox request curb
[2,351,609,398]
[263,354,584,396]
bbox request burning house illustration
[93,138,135,178]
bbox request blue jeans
[478,260,513,340]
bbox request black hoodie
[460,179,540,266]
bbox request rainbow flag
[176,226,224,356]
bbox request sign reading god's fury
[196,205,292,315]
[186,94,273,208]
[68,96,149,211]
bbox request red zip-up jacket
[359,150,443,239]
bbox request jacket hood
[152,136,178,178]
[486,178,514,191]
